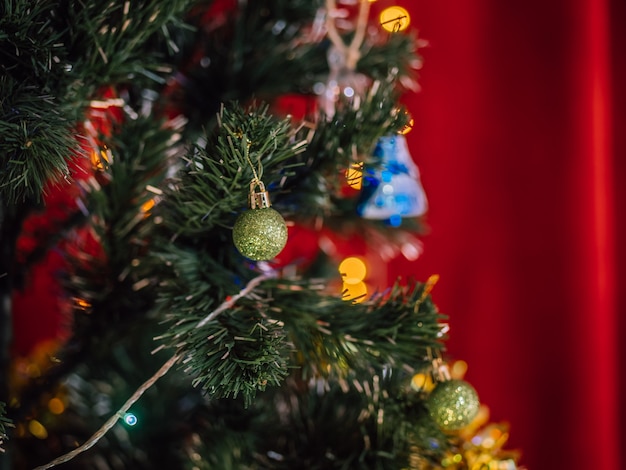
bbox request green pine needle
[0,401,13,454]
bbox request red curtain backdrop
[399,1,625,469]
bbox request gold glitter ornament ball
[426,379,480,431]
[233,207,288,261]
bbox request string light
[90,145,113,171]
[410,372,435,392]
[342,281,368,301]
[339,256,368,302]
[123,413,138,426]
[140,198,156,214]
[379,6,410,33]
[28,420,48,439]
[398,116,414,135]
[345,162,364,189]
[73,297,93,313]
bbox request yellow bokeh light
[380,6,410,33]
[338,257,367,284]
[342,281,367,303]
[28,420,48,439]
[345,162,364,189]
[410,372,435,392]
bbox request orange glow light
[48,397,65,415]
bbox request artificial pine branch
[0,0,68,85]
[1,0,197,204]
[158,103,307,236]
[48,0,196,94]
[178,0,324,128]
[63,108,182,334]
[176,363,449,468]
[176,0,422,133]
[265,277,445,377]
[33,354,181,470]
[284,73,412,221]
[151,99,440,407]
[0,78,79,204]
[358,31,422,85]
[155,258,445,407]
[307,74,411,165]
[34,272,272,470]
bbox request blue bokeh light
[388,214,402,227]
[123,412,138,426]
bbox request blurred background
[397,0,625,469]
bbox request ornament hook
[249,179,271,210]
[426,347,451,382]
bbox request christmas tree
[1,1,521,468]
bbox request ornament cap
[249,180,271,209]
[432,357,451,382]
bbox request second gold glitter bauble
[232,207,288,261]
[426,379,480,431]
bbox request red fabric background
[398,1,625,468]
